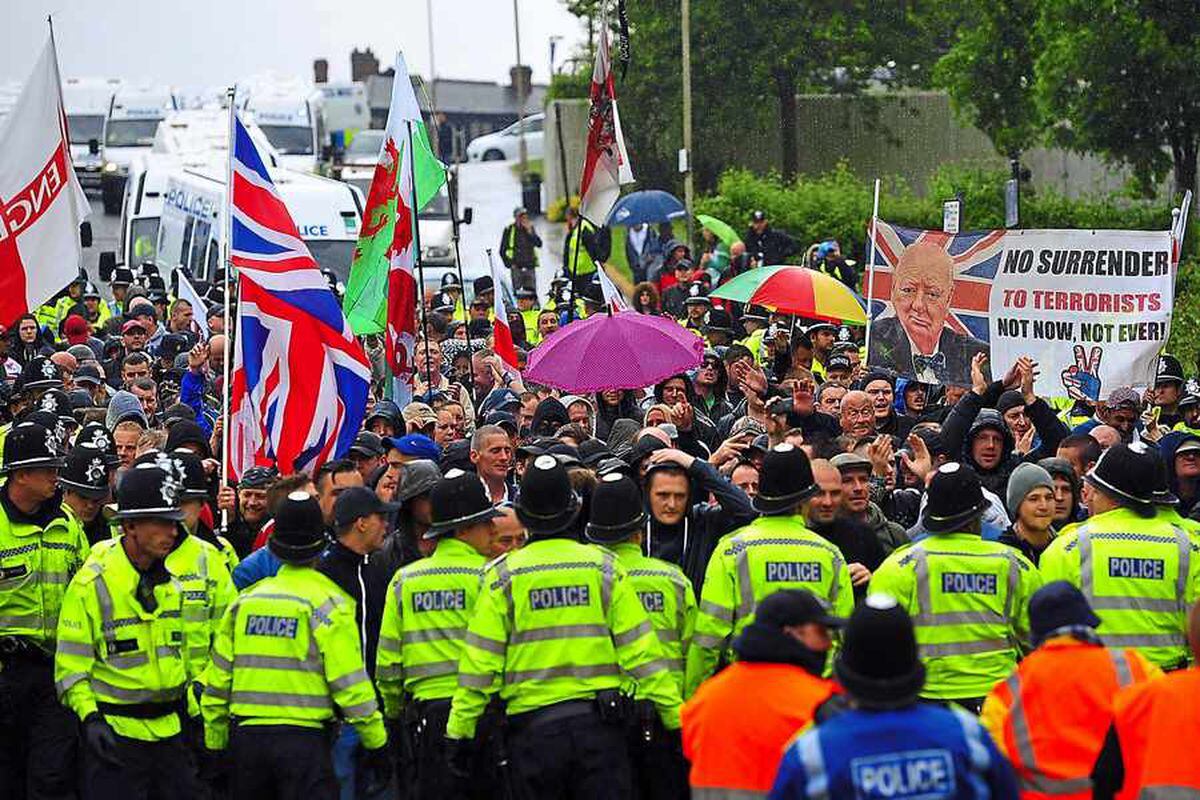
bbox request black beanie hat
[996,390,1026,416]
[834,593,925,709]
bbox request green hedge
[695,160,1200,369]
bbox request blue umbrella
[606,190,686,226]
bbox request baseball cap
[401,402,437,429]
[753,589,846,628]
[73,363,104,387]
[1176,437,1200,456]
[751,210,767,222]
[122,319,148,335]
[384,433,442,461]
[333,485,400,530]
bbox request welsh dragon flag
[343,51,446,403]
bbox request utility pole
[681,0,695,247]
[514,0,528,181]
[426,0,438,110]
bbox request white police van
[62,77,121,191]
[151,159,364,286]
[309,82,370,159]
[101,85,179,214]
[243,81,319,174]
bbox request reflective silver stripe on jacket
[920,639,1011,658]
[505,663,620,683]
[1005,671,1093,795]
[796,731,829,800]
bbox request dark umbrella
[606,190,686,226]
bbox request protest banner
[865,221,1173,399]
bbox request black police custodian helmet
[171,449,210,500]
[58,444,111,500]
[517,454,580,537]
[835,593,925,709]
[426,468,502,539]
[753,443,817,515]
[268,491,327,563]
[2,421,64,473]
[18,357,61,393]
[1084,441,1160,509]
[921,462,990,533]
[586,472,646,544]
[76,422,122,467]
[114,461,185,521]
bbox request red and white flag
[578,17,633,224]
[489,254,519,368]
[0,36,90,327]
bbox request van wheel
[482,149,506,162]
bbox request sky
[3,0,586,92]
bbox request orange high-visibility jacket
[681,661,837,796]
[1112,666,1200,800]
[981,637,1159,800]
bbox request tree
[932,0,1041,159]
[1036,0,1200,197]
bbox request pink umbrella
[525,311,706,393]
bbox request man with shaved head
[868,240,990,386]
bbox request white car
[466,113,544,162]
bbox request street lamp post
[513,0,528,181]
[681,0,695,247]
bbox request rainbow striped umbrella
[711,265,868,324]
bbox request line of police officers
[2,401,1199,798]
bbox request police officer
[686,443,853,697]
[446,455,682,799]
[586,472,695,800]
[1041,442,1200,669]
[499,206,542,294]
[59,443,115,545]
[201,490,390,799]
[0,422,90,799]
[377,468,502,798]
[54,460,205,799]
[173,449,240,570]
[870,463,1041,711]
[769,594,1019,799]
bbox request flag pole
[406,120,434,394]
[445,169,474,369]
[862,178,881,358]
[221,87,235,531]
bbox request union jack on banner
[867,221,1006,342]
[227,111,370,479]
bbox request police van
[101,85,179,214]
[309,82,370,160]
[62,77,121,191]
[0,81,21,133]
[151,159,364,285]
[243,82,318,174]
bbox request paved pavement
[78,159,566,303]
[454,160,564,301]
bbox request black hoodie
[317,540,391,675]
[644,458,756,592]
[529,397,570,437]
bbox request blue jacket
[231,545,282,590]
[769,704,1017,800]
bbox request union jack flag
[866,221,1006,342]
[227,111,370,479]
